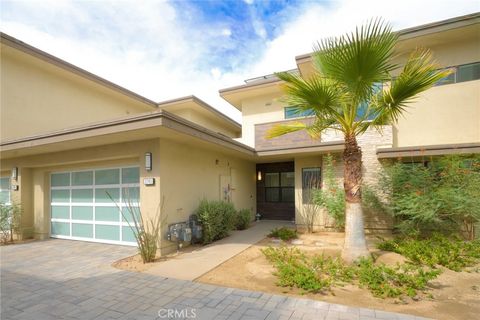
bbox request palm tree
[267,19,450,263]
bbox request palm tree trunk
[341,134,370,263]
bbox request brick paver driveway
[1,239,428,320]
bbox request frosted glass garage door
[50,166,140,245]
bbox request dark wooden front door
[256,162,295,221]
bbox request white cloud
[0,0,478,123]
[221,28,232,36]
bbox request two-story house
[219,13,479,231]
[1,13,478,251]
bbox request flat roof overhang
[377,142,480,159]
[0,110,255,161]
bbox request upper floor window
[284,106,315,119]
[436,62,480,86]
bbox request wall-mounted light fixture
[11,167,18,181]
[257,170,262,181]
[145,152,152,171]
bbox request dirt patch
[112,244,204,272]
[197,233,480,320]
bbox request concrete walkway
[146,220,292,280]
[0,239,428,320]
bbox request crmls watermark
[158,308,197,319]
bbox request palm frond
[275,71,348,129]
[313,18,398,103]
[369,48,452,128]
[266,122,307,139]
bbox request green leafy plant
[108,192,164,263]
[0,202,22,244]
[267,227,297,241]
[262,247,441,299]
[312,154,345,228]
[378,234,480,271]
[197,200,236,244]
[356,258,440,298]
[235,209,252,230]
[372,155,480,239]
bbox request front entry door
[256,162,295,220]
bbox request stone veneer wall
[296,126,394,232]
[255,118,318,150]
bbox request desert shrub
[373,155,480,238]
[235,209,252,230]
[312,154,345,227]
[378,234,480,271]
[267,227,297,241]
[0,202,22,244]
[262,247,440,298]
[197,200,236,244]
[108,192,164,263]
[356,258,440,298]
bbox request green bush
[312,154,345,228]
[108,192,164,263]
[0,202,22,244]
[235,209,252,230]
[267,227,297,241]
[371,155,480,238]
[262,247,441,299]
[378,234,480,271]
[197,200,236,244]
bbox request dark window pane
[457,62,480,83]
[302,168,322,204]
[281,187,295,202]
[265,173,279,187]
[265,188,280,202]
[281,172,295,187]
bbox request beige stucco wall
[240,93,286,147]
[1,139,160,241]
[0,45,154,141]
[394,80,480,147]
[391,36,480,147]
[158,138,256,254]
[168,108,239,138]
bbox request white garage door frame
[50,166,140,246]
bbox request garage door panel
[122,207,140,223]
[95,225,120,241]
[72,189,93,202]
[51,222,70,236]
[51,173,70,187]
[95,207,120,222]
[122,226,136,242]
[50,166,139,246]
[51,206,69,219]
[72,206,93,220]
[72,223,93,238]
[72,171,93,186]
[95,188,119,203]
[122,167,139,183]
[51,190,70,202]
[95,169,120,185]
